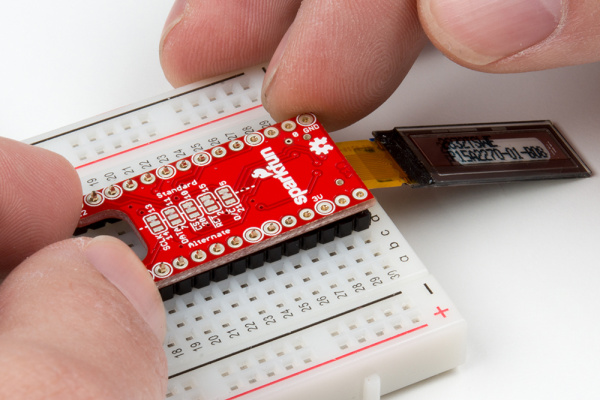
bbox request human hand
[0,139,167,399]
[160,0,600,131]
[159,0,425,131]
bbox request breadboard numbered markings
[78,115,274,192]
[32,67,269,173]
[162,203,451,380]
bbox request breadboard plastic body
[27,66,467,400]
[162,202,466,400]
[27,67,273,194]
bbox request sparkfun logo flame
[257,147,308,205]
[251,168,273,179]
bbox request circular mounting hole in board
[173,256,189,270]
[84,191,104,207]
[211,146,227,158]
[229,140,245,151]
[192,152,212,166]
[281,120,296,132]
[315,200,335,215]
[281,215,297,228]
[176,159,192,171]
[227,236,244,248]
[153,262,173,278]
[209,243,225,255]
[245,133,264,146]
[123,179,138,191]
[103,185,123,200]
[261,220,282,236]
[191,250,207,263]
[352,188,368,200]
[296,113,316,126]
[244,228,264,243]
[334,195,350,207]
[299,208,315,221]
[156,165,175,179]
[141,172,156,184]
[264,127,279,138]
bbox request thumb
[419,0,600,72]
[0,236,167,399]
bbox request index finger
[261,0,425,131]
[160,0,426,131]
[160,0,301,86]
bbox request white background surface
[2,2,599,399]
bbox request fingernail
[160,0,188,51]
[85,236,166,342]
[427,0,563,65]
[262,28,292,110]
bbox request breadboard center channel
[27,66,466,400]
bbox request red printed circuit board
[79,114,374,288]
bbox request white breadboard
[161,202,465,400]
[28,67,274,194]
[28,66,467,400]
